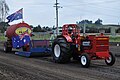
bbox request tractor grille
[96,39,109,52]
[96,46,109,52]
[96,40,109,45]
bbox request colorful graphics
[12,35,30,48]
[12,27,31,48]
[15,27,31,35]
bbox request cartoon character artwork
[12,27,32,48]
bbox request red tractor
[52,24,115,68]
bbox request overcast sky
[6,0,120,27]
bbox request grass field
[0,33,52,41]
[0,33,120,42]
[31,33,52,40]
[109,36,120,42]
[0,34,6,41]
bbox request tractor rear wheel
[105,52,115,66]
[52,37,72,63]
[80,53,91,68]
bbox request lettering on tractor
[52,24,115,68]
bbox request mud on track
[0,46,120,80]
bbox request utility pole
[83,21,86,36]
[54,0,62,35]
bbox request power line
[63,4,120,12]
[54,0,62,35]
[83,9,119,18]
[61,3,120,18]
[71,0,120,5]
[64,6,119,18]
[62,0,120,11]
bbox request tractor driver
[68,26,73,35]
[68,26,75,41]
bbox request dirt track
[0,46,120,80]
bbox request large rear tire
[80,53,91,68]
[105,52,115,66]
[52,37,72,63]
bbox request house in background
[98,25,120,36]
[52,27,62,36]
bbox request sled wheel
[4,42,12,53]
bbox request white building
[52,27,62,36]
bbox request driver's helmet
[68,26,73,34]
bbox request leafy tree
[29,25,34,28]
[33,25,52,32]
[33,25,42,32]
[95,18,102,25]
[0,22,9,32]
[77,20,93,24]
[0,0,9,22]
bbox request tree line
[0,18,120,33]
[77,18,108,33]
[77,18,103,25]
[30,25,52,32]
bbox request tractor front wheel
[80,53,91,68]
[52,37,72,63]
[105,52,115,66]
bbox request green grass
[0,33,52,41]
[0,34,6,41]
[31,34,51,40]
[109,36,120,42]
[1,33,120,42]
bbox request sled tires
[4,42,12,53]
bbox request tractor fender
[63,35,73,42]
